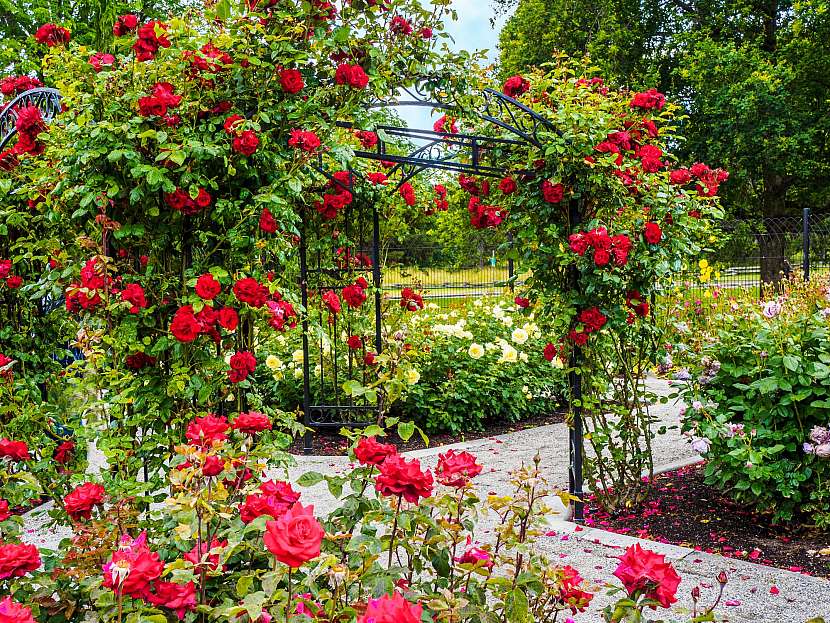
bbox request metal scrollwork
[0,88,62,151]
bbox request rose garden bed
[585,463,830,578]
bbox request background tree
[497,0,830,281]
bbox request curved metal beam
[0,88,62,150]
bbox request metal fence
[382,210,830,302]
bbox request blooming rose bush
[679,276,830,526]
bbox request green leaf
[296,471,324,487]
[397,421,415,442]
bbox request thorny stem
[387,493,402,567]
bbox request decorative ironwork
[0,88,62,150]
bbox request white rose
[511,328,529,345]
[468,343,485,359]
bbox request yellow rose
[468,343,485,359]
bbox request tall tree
[498,0,830,281]
[0,0,197,74]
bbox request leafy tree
[0,0,197,74]
[498,0,830,281]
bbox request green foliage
[680,277,830,526]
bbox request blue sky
[395,0,507,129]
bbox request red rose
[194,188,212,208]
[34,23,70,46]
[644,222,662,244]
[0,260,11,278]
[346,335,363,350]
[195,274,221,300]
[228,351,256,383]
[259,207,278,233]
[240,480,300,523]
[233,130,260,156]
[133,21,171,62]
[594,249,610,266]
[578,307,607,333]
[499,176,517,194]
[147,581,197,620]
[0,542,41,580]
[0,439,29,461]
[64,482,105,521]
[541,180,564,203]
[5,276,22,289]
[0,597,35,623]
[364,351,377,365]
[288,129,321,152]
[354,436,397,466]
[126,351,156,370]
[433,115,458,134]
[514,296,530,308]
[543,342,557,362]
[342,283,367,308]
[503,75,530,98]
[185,414,229,445]
[0,500,9,522]
[170,307,201,342]
[218,307,239,331]
[399,182,416,206]
[223,114,244,135]
[201,455,225,477]
[419,27,433,38]
[568,233,588,256]
[669,168,692,185]
[280,68,305,94]
[558,565,594,613]
[89,53,116,72]
[629,88,666,111]
[103,532,163,599]
[233,277,269,308]
[183,537,227,571]
[356,130,378,149]
[375,454,433,503]
[233,411,272,435]
[390,16,413,35]
[358,593,422,623]
[321,290,341,314]
[264,502,325,568]
[399,287,424,312]
[335,64,369,89]
[120,283,147,313]
[436,450,482,488]
[569,329,589,346]
[113,14,139,36]
[614,544,681,608]
[53,440,75,464]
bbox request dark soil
[288,410,566,456]
[586,463,830,578]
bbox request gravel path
[20,377,828,621]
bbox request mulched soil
[585,463,830,578]
[288,410,566,456]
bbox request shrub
[680,277,830,526]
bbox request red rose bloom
[113,14,139,36]
[103,533,163,599]
[0,597,35,623]
[0,542,41,580]
[375,454,433,503]
[669,168,692,185]
[183,537,227,571]
[0,260,11,278]
[264,502,325,568]
[233,130,260,156]
[644,222,662,244]
[541,180,564,203]
[499,176,517,194]
[233,277,269,308]
[399,287,424,311]
[89,53,116,72]
[147,581,197,620]
[503,75,530,98]
[34,23,70,46]
[201,455,225,477]
[64,482,105,521]
[568,233,588,256]
[185,414,230,445]
[223,114,244,135]
[436,450,482,488]
[399,182,416,206]
[433,115,458,134]
[558,565,594,613]
[54,440,75,464]
[367,172,388,185]
[133,21,171,62]
[0,500,9,522]
[356,130,378,149]
[5,276,22,289]
[335,64,369,89]
[126,351,156,370]
[120,283,147,313]
[613,544,681,608]
[354,436,397,466]
[0,439,29,461]
[233,411,272,435]
[280,68,305,93]
[342,283,367,308]
[578,307,607,333]
[346,335,363,350]
[228,351,256,383]
[321,290,341,314]
[514,296,530,308]
[218,307,239,331]
[240,480,300,523]
[629,88,666,111]
[543,342,557,362]
[195,274,221,300]
[170,306,201,342]
[358,593,422,623]
[259,207,278,233]
[390,16,413,35]
[288,129,321,152]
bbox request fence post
[803,208,811,281]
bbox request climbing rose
[644,222,663,244]
[54,440,75,464]
[390,16,413,35]
[5,276,22,289]
[436,450,482,488]
[0,439,29,461]
[218,307,239,331]
[399,287,424,311]
[147,581,197,620]
[503,75,530,98]
[335,63,369,89]
[543,342,557,362]
[356,130,378,149]
[63,482,106,521]
[455,547,493,569]
[233,130,260,156]
[613,544,681,609]
[89,53,116,72]
[264,503,325,568]
[0,542,41,579]
[346,335,363,350]
[288,129,321,152]
[375,454,433,503]
[322,290,341,314]
[34,23,70,46]
[223,114,244,135]
[233,277,269,308]
[629,88,666,111]
[358,593,422,623]
[232,411,272,435]
[354,436,397,466]
[195,274,221,300]
[342,282,367,308]
[578,307,607,333]
[499,176,517,194]
[133,21,171,62]
[185,415,230,445]
[259,207,278,233]
[399,182,416,206]
[112,14,138,36]
[669,168,692,185]
[433,114,458,134]
[228,351,256,383]
[280,69,304,93]
[558,566,594,613]
[0,597,35,623]
[541,180,564,203]
[514,296,530,308]
[170,306,201,342]
[103,533,163,599]
[120,283,147,313]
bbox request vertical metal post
[372,205,382,354]
[299,210,313,455]
[803,208,811,281]
[567,198,584,523]
[507,232,515,291]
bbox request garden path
[20,377,829,621]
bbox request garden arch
[0,85,587,520]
